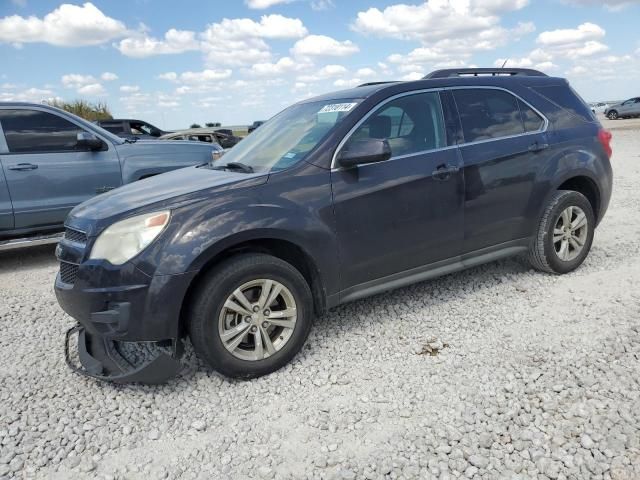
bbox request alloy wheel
[552,205,588,262]
[218,279,297,361]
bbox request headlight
[89,211,170,265]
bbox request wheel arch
[556,175,601,222]
[178,236,328,338]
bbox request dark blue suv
[55,68,613,383]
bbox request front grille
[59,262,79,285]
[64,228,87,244]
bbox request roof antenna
[501,59,509,68]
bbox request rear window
[530,84,595,122]
[453,89,525,143]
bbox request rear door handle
[528,142,549,153]
[7,163,38,171]
[431,164,460,180]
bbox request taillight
[598,129,612,159]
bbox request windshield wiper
[212,162,254,173]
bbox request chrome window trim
[330,85,549,171]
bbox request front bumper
[54,229,197,383]
[65,325,183,384]
[55,262,196,342]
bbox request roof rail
[423,68,547,79]
[357,81,398,87]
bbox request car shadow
[0,244,58,273]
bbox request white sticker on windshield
[318,102,358,114]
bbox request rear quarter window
[530,84,595,123]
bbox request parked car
[160,128,241,149]
[0,102,223,250]
[590,102,609,114]
[248,120,265,133]
[604,97,640,119]
[95,118,168,139]
[55,68,613,383]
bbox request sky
[1,0,639,130]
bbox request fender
[136,163,340,300]
[528,136,611,234]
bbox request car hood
[68,166,267,233]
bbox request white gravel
[1,118,639,480]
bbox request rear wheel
[607,110,618,120]
[188,253,313,378]
[528,190,595,274]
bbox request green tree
[46,99,113,121]
[205,122,221,127]
[190,123,202,129]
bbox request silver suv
[605,97,640,120]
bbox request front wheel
[188,253,313,378]
[607,110,618,120]
[528,190,595,274]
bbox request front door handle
[7,163,38,171]
[431,164,460,180]
[528,142,549,153]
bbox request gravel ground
[1,118,639,480]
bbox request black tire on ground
[528,190,595,274]
[607,110,618,120]
[187,253,313,379]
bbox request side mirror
[150,129,162,137]
[337,138,392,168]
[77,132,104,151]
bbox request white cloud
[245,0,293,8]
[0,2,127,47]
[297,64,348,82]
[564,0,640,10]
[352,1,529,42]
[116,28,199,57]
[61,74,96,89]
[118,14,306,68]
[101,72,118,81]
[120,85,140,93]
[77,83,106,96]
[0,87,59,103]
[537,22,605,47]
[180,69,233,83]
[311,0,335,10]
[250,57,303,76]
[333,78,362,88]
[356,67,376,78]
[11,0,27,7]
[292,34,359,57]
[400,72,425,81]
[157,72,178,81]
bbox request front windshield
[211,99,362,173]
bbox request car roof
[299,73,567,104]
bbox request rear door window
[518,99,545,132]
[453,89,525,143]
[0,109,84,153]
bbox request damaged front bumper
[64,324,183,384]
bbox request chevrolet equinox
[55,68,613,383]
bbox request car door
[331,90,464,292]
[619,99,635,116]
[450,87,549,253]
[0,107,122,230]
[631,98,640,116]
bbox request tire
[188,253,313,379]
[607,110,618,120]
[528,190,595,274]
